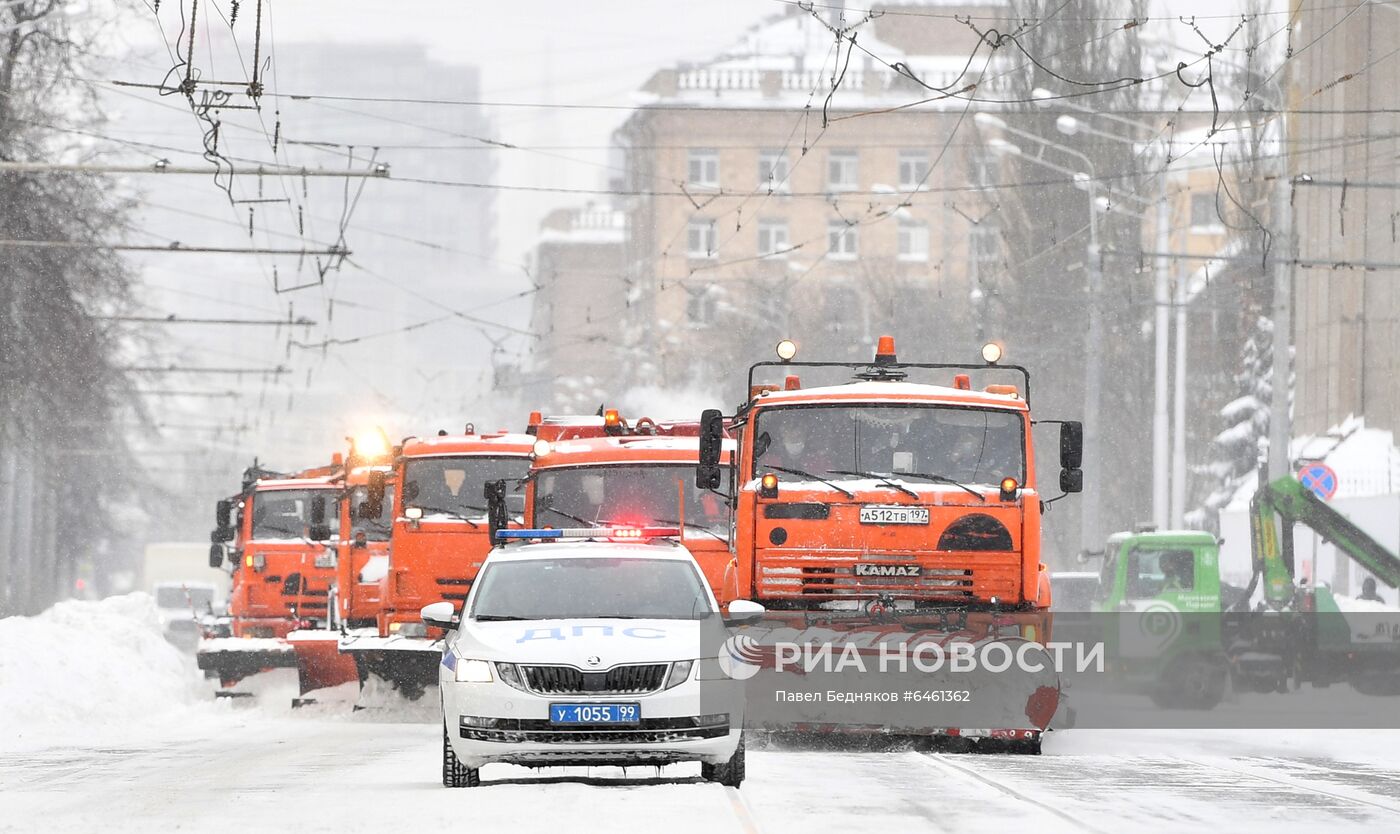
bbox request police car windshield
[751,404,1024,485]
[470,557,712,620]
[534,464,729,538]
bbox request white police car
[423,527,759,788]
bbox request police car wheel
[442,725,479,788]
[701,736,745,788]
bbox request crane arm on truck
[1249,475,1400,609]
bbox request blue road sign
[1297,462,1339,501]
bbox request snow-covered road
[4,709,1400,834]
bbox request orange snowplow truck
[330,435,396,629]
[525,416,736,602]
[338,428,536,697]
[202,462,351,696]
[695,336,1084,750]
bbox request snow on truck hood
[451,617,708,666]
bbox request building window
[970,148,996,188]
[827,150,858,192]
[687,219,717,259]
[969,222,1000,277]
[686,286,717,325]
[1190,193,1220,228]
[897,219,929,261]
[758,150,790,193]
[898,150,930,190]
[828,222,858,259]
[757,219,790,258]
[688,149,720,189]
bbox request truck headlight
[454,659,494,683]
[664,660,694,689]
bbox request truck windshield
[534,464,730,538]
[471,557,712,620]
[251,489,338,540]
[350,484,395,542]
[750,404,1024,485]
[402,456,530,520]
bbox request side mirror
[364,470,386,519]
[211,499,235,542]
[308,495,331,542]
[1060,421,1084,470]
[1060,467,1084,494]
[421,601,457,630]
[485,480,508,544]
[208,544,225,569]
[726,599,765,623]
[696,408,724,490]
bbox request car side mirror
[726,599,765,623]
[308,495,331,542]
[421,601,457,630]
[208,543,225,569]
[696,408,724,490]
[1060,467,1084,494]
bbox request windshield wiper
[895,472,986,502]
[473,614,527,621]
[407,505,481,528]
[652,517,726,542]
[256,524,303,538]
[827,470,920,500]
[760,464,855,499]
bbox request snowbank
[0,593,204,748]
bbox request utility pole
[1267,0,1302,484]
[1152,181,1171,528]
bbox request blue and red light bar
[496,526,682,541]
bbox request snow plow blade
[285,630,359,695]
[734,614,1060,752]
[196,637,298,690]
[338,631,444,700]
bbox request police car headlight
[664,660,694,690]
[454,659,494,683]
[495,662,528,691]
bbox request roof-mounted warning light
[776,339,797,362]
[603,409,625,436]
[496,526,682,542]
[874,335,898,366]
[784,374,802,391]
[981,342,1003,365]
[953,374,972,390]
[526,411,543,436]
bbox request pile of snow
[0,593,204,747]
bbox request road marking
[919,753,1112,834]
[726,785,762,834]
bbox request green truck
[1082,476,1400,708]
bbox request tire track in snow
[1170,756,1400,817]
[919,753,1112,834]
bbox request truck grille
[758,556,1019,601]
[520,663,668,695]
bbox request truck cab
[700,337,1083,615]
[1093,530,1223,614]
[526,433,736,602]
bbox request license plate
[855,563,924,577]
[859,506,929,525]
[549,703,640,725]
